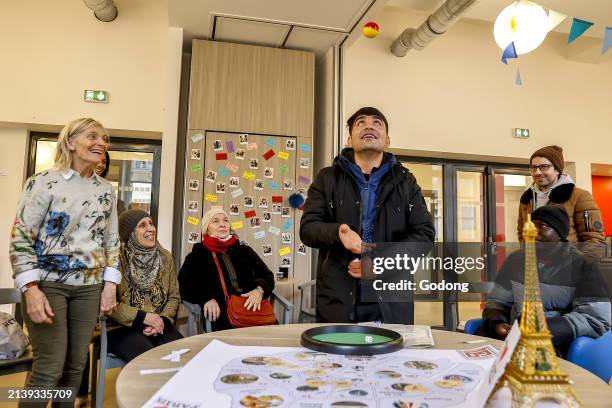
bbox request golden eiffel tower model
[497,215,582,407]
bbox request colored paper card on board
[216,153,227,160]
[231,221,244,230]
[211,205,223,211]
[299,143,311,152]
[263,149,275,160]
[231,188,244,198]
[218,167,230,177]
[244,210,256,218]
[279,165,288,175]
[243,171,256,180]
[247,142,258,151]
[283,220,294,231]
[191,163,203,172]
[191,133,204,143]
[264,138,276,146]
[279,247,291,256]
[277,151,289,160]
[226,162,239,173]
[298,176,311,184]
[268,182,280,190]
[205,194,218,203]
[269,226,280,235]
[272,196,283,203]
[226,141,235,153]
[253,231,265,240]
[187,216,199,226]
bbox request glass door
[27,133,162,221]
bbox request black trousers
[107,324,183,363]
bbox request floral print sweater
[10,168,121,288]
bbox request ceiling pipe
[83,0,118,22]
[390,0,478,57]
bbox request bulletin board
[183,129,313,317]
[181,40,315,320]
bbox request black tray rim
[300,325,403,355]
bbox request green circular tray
[300,325,403,355]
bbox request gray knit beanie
[119,209,151,243]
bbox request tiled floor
[0,302,483,407]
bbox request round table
[116,324,612,407]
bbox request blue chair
[463,318,483,335]
[566,331,612,383]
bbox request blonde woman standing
[10,118,120,407]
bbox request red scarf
[202,234,237,253]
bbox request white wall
[0,0,168,131]
[0,128,29,289]
[343,7,612,191]
[0,0,182,284]
[157,26,183,249]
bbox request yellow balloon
[363,26,379,38]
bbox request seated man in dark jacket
[300,107,435,324]
[481,205,611,354]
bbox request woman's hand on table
[242,287,263,311]
[203,299,221,321]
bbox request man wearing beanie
[483,205,611,355]
[518,145,605,258]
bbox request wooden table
[116,324,612,408]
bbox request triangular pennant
[515,68,523,86]
[547,9,567,32]
[567,18,594,43]
[602,26,612,55]
[501,42,517,64]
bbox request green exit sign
[84,90,109,103]
[513,128,530,138]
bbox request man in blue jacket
[300,107,435,323]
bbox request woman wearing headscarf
[10,118,120,406]
[108,209,182,362]
[178,208,275,331]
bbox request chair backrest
[567,332,612,383]
[463,318,483,335]
[0,288,23,326]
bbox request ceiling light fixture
[493,1,550,55]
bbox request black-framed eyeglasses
[529,164,553,173]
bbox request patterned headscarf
[120,231,166,311]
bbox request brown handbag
[212,252,277,328]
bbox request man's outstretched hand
[339,224,362,254]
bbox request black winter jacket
[178,241,275,309]
[300,149,435,323]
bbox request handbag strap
[212,252,230,300]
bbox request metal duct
[390,0,478,57]
[83,0,118,22]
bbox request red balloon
[365,22,379,31]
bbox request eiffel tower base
[491,376,583,408]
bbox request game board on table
[143,339,504,408]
